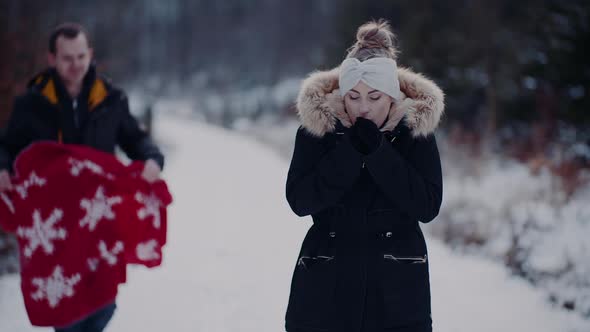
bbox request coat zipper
[73,99,79,128]
[359,209,369,329]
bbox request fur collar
[296,66,445,137]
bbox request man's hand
[0,170,12,191]
[141,159,161,183]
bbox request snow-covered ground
[1,115,588,331]
[236,115,590,320]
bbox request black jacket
[0,66,164,171]
[285,65,445,332]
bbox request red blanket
[0,142,172,327]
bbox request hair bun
[346,19,398,60]
[355,20,394,50]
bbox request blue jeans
[54,303,116,332]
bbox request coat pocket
[287,255,337,329]
[297,255,335,269]
[380,253,431,328]
[383,254,428,264]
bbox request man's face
[48,34,93,86]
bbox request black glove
[346,131,366,155]
[349,117,383,155]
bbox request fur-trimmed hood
[296,65,445,137]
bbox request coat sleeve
[286,127,363,217]
[0,97,33,172]
[116,94,165,170]
[364,134,443,223]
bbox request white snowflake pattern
[79,186,122,231]
[135,192,163,229]
[15,171,46,199]
[0,192,15,214]
[16,208,66,258]
[98,240,124,266]
[68,158,114,179]
[136,239,160,261]
[31,265,81,308]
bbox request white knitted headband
[338,57,401,100]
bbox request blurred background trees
[1,0,589,207]
[1,0,588,129]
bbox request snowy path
[1,116,587,331]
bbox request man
[0,22,164,331]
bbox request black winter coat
[0,66,164,171]
[285,65,445,332]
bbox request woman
[285,20,444,332]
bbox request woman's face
[344,81,393,127]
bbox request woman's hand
[349,117,383,155]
